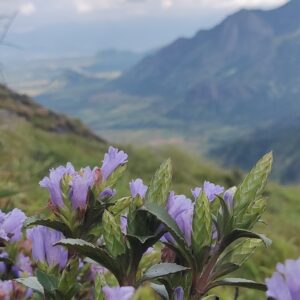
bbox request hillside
[212,115,300,183]
[2,86,300,299]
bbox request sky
[0,0,289,59]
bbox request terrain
[1,85,300,299]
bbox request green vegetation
[1,85,300,299]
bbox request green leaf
[192,191,212,257]
[103,210,126,257]
[208,278,267,291]
[234,152,272,224]
[218,238,263,271]
[147,159,172,207]
[58,259,81,299]
[150,283,169,300]
[56,239,119,278]
[220,229,271,253]
[36,269,59,293]
[103,164,127,189]
[132,285,159,300]
[213,238,263,280]
[25,217,73,238]
[142,203,194,266]
[94,275,105,300]
[109,197,132,215]
[142,263,189,281]
[16,277,44,295]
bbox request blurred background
[1,0,300,298]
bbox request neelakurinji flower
[162,192,194,246]
[266,258,300,300]
[100,187,117,200]
[129,179,148,198]
[203,181,224,201]
[174,287,184,300]
[39,162,75,208]
[101,146,128,180]
[27,226,68,269]
[0,209,26,242]
[0,280,13,300]
[191,181,224,202]
[12,253,32,277]
[223,186,237,211]
[102,286,135,300]
[69,167,95,209]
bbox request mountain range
[33,0,300,183]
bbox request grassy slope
[1,87,300,299]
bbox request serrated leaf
[192,192,211,257]
[214,238,262,279]
[147,159,172,207]
[25,217,73,238]
[58,259,80,299]
[234,152,272,224]
[208,278,267,291]
[103,164,127,189]
[103,210,126,257]
[109,197,132,215]
[56,239,119,279]
[142,263,189,281]
[16,277,44,295]
[220,229,271,253]
[36,269,58,293]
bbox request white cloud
[19,2,36,16]
[162,0,173,9]
[75,1,93,13]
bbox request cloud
[162,0,173,9]
[75,1,93,13]
[19,2,36,16]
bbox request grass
[1,110,300,299]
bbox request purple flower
[266,258,300,300]
[101,147,128,180]
[191,187,202,199]
[174,287,184,300]
[162,192,194,246]
[12,253,32,277]
[102,286,135,300]
[223,187,237,211]
[0,280,13,300]
[100,188,117,200]
[120,216,128,235]
[70,167,95,209]
[204,181,224,202]
[129,179,148,198]
[27,226,68,269]
[0,209,26,242]
[39,163,75,207]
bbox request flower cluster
[1,147,291,300]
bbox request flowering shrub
[0,145,297,299]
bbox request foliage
[0,146,277,299]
